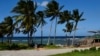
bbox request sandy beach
[0,47,90,56]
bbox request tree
[36,11,46,45]
[63,22,73,35]
[0,16,14,44]
[72,9,85,46]
[58,10,73,46]
[12,0,38,46]
[59,10,73,34]
[45,0,64,45]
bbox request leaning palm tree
[45,0,64,45]
[72,9,85,46]
[12,0,38,46]
[36,11,46,45]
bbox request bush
[9,44,29,50]
[0,44,9,50]
[0,43,31,50]
[98,47,100,51]
[8,44,19,50]
[89,47,96,51]
[72,50,80,52]
[44,45,60,49]
[18,44,28,49]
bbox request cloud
[38,1,48,7]
[41,1,48,7]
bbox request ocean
[0,36,86,45]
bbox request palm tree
[59,10,73,33]
[72,9,85,46]
[36,11,46,45]
[5,16,14,44]
[0,16,14,44]
[58,10,72,23]
[45,0,64,45]
[12,0,38,46]
[63,22,73,46]
[58,10,73,46]
[64,22,73,35]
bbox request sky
[0,0,100,36]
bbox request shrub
[72,50,80,52]
[89,47,96,51]
[18,44,28,49]
[98,47,100,51]
[44,45,60,49]
[0,43,31,50]
[0,44,9,50]
[8,44,19,50]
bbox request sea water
[0,36,85,45]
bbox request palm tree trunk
[28,31,33,46]
[72,22,77,46]
[10,29,13,44]
[10,32,13,44]
[7,37,10,44]
[53,17,58,45]
[66,33,67,46]
[41,24,43,45]
[7,35,11,45]
[28,32,30,45]
[32,32,35,44]
[72,29,76,46]
[1,37,3,44]
[47,21,53,45]
[30,33,33,45]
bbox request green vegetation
[44,45,61,49]
[0,43,29,50]
[50,47,100,56]
[0,42,63,50]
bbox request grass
[0,43,29,50]
[0,42,62,50]
[44,45,62,49]
[50,47,100,56]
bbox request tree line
[0,0,85,46]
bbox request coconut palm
[12,0,38,46]
[45,0,64,45]
[58,10,73,46]
[72,9,85,46]
[59,10,73,33]
[36,11,46,45]
[58,10,72,23]
[0,16,14,44]
[64,22,73,34]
